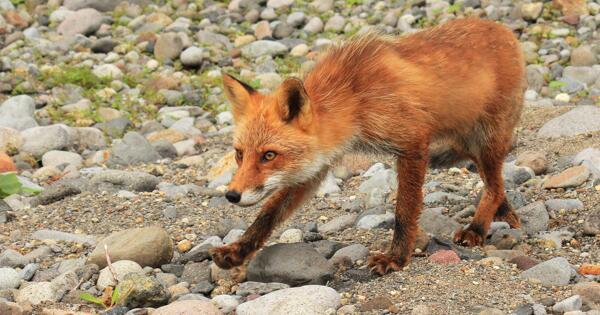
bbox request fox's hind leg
[368,146,428,275]
[454,133,513,247]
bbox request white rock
[42,150,83,169]
[236,285,340,315]
[93,64,123,79]
[96,260,143,290]
[279,229,303,243]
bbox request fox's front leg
[211,175,323,269]
[368,151,428,275]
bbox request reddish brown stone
[3,11,28,29]
[428,250,460,264]
[509,255,540,271]
[0,151,16,173]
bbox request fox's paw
[494,211,521,229]
[453,225,485,247]
[367,253,409,276]
[210,243,246,269]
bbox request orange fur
[214,18,525,275]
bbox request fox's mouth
[236,187,276,207]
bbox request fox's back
[303,18,525,148]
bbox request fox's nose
[225,190,241,203]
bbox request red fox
[211,18,525,275]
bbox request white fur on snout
[237,175,283,207]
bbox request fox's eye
[262,151,277,162]
[235,149,243,161]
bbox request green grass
[40,66,107,90]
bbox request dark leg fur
[368,147,428,275]
[211,171,325,269]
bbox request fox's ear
[277,77,312,128]
[222,73,255,122]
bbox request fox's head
[221,73,323,206]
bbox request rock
[428,250,461,264]
[544,199,583,212]
[108,132,161,166]
[325,14,345,32]
[572,282,600,309]
[521,257,574,286]
[267,0,294,9]
[241,40,287,58]
[247,243,334,286]
[155,33,183,62]
[153,140,178,159]
[515,201,549,234]
[0,301,29,315]
[212,295,240,313]
[95,117,131,138]
[254,20,272,39]
[96,260,143,290]
[88,227,173,269]
[516,151,547,175]
[356,212,395,230]
[236,281,290,296]
[570,46,597,66]
[57,8,105,36]
[30,179,85,206]
[509,256,540,271]
[316,172,341,196]
[21,124,71,158]
[521,2,543,20]
[311,240,347,259]
[153,300,223,315]
[583,208,600,235]
[279,229,303,243]
[552,295,582,313]
[15,281,62,305]
[331,244,368,264]
[63,0,123,11]
[319,214,357,234]
[359,169,397,194]
[19,263,38,281]
[223,229,244,244]
[563,67,599,87]
[236,285,340,315]
[543,166,590,189]
[538,106,600,138]
[93,64,122,80]
[90,170,159,192]
[192,280,214,295]
[91,37,117,53]
[0,96,36,131]
[180,46,203,67]
[116,273,169,308]
[419,208,461,236]
[0,127,22,152]
[553,0,588,16]
[502,163,534,185]
[573,147,600,179]
[181,261,211,285]
[31,229,96,245]
[0,152,15,173]
[0,268,20,289]
[287,12,305,27]
[42,150,83,169]
[303,17,323,33]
